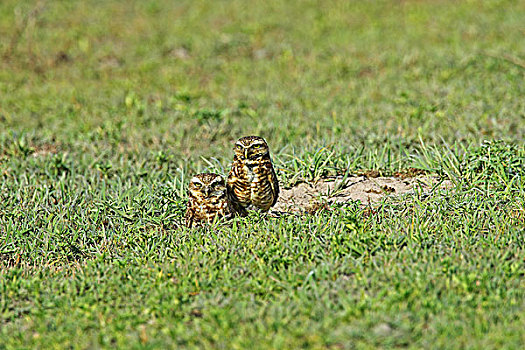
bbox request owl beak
[205,188,211,197]
[244,149,248,160]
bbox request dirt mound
[273,175,452,214]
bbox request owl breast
[243,161,274,211]
[246,165,255,182]
[227,153,279,214]
[252,166,274,210]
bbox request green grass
[1,0,524,348]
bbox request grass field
[1,0,524,348]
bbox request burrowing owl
[185,173,233,227]
[227,136,279,216]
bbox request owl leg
[233,203,249,217]
[185,215,194,228]
[184,208,194,228]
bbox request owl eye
[236,145,243,150]
[253,144,262,149]
[193,183,202,188]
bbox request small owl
[185,173,233,227]
[227,136,279,216]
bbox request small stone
[253,49,268,60]
[171,47,190,60]
[373,323,392,336]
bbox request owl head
[188,173,227,198]
[234,136,270,161]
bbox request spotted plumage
[185,173,233,227]
[227,136,279,216]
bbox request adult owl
[227,136,279,216]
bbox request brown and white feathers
[227,136,279,216]
[185,173,233,227]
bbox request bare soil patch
[273,175,452,214]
